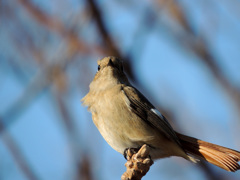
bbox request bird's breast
[90,86,158,154]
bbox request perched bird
[82,56,240,172]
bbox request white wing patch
[151,108,164,119]
[122,89,131,110]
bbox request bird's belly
[92,109,158,154]
[97,118,133,153]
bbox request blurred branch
[54,93,76,135]
[0,122,39,180]
[87,0,120,56]
[0,44,76,133]
[87,0,136,81]
[0,2,89,178]
[157,0,192,32]
[0,73,49,134]
[0,63,76,180]
[16,0,137,87]
[156,0,240,113]
[78,155,93,180]
[17,0,106,55]
[52,88,94,179]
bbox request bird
[82,56,240,172]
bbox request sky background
[0,0,240,180]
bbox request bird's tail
[176,132,240,172]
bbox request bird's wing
[122,85,181,147]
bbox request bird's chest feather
[90,87,156,153]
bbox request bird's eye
[97,65,100,71]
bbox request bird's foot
[123,147,140,160]
[121,144,154,180]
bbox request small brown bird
[82,56,240,172]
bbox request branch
[121,145,153,180]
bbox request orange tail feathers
[176,132,240,172]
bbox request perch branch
[121,144,153,180]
